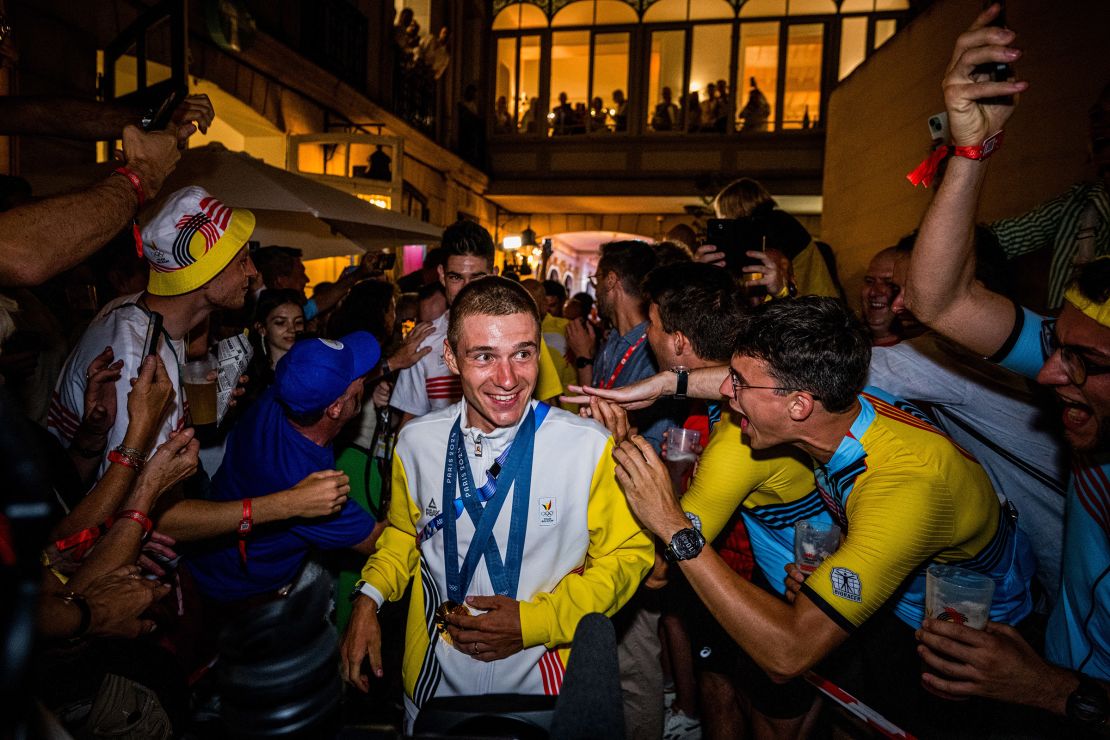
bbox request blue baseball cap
[274,332,382,414]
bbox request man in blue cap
[168,331,383,603]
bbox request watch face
[670,528,705,560]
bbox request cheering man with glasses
[573,295,1034,737]
[903,5,1110,730]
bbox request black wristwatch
[575,356,594,370]
[671,366,689,400]
[1067,673,1109,727]
[663,527,706,563]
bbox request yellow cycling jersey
[800,390,1032,630]
[681,412,817,545]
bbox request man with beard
[905,6,1110,729]
[50,186,257,474]
[342,277,652,732]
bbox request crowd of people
[493,76,780,137]
[2,4,1109,739]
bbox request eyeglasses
[588,274,598,289]
[1040,319,1110,386]
[728,368,821,400]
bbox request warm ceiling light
[502,235,522,250]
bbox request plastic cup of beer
[664,427,700,484]
[793,519,842,575]
[182,355,218,426]
[925,564,994,629]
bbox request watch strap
[673,369,689,400]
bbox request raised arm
[0,125,179,287]
[903,4,1029,357]
[154,469,352,541]
[563,365,728,410]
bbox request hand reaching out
[171,94,215,148]
[287,470,352,518]
[388,322,435,371]
[82,346,123,435]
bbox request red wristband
[907,130,1004,188]
[112,167,146,258]
[116,509,153,537]
[238,499,253,566]
[107,448,143,471]
[112,166,145,206]
[54,523,107,561]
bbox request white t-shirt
[390,311,460,417]
[49,293,186,477]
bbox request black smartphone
[142,89,184,132]
[972,1,1013,106]
[144,311,164,357]
[706,218,762,275]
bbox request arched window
[787,0,837,15]
[643,0,734,22]
[493,3,548,30]
[552,0,638,27]
[740,0,785,17]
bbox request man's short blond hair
[447,276,541,351]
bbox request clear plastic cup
[664,427,700,486]
[925,564,995,629]
[793,519,842,574]
[182,355,218,425]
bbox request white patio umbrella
[25,143,442,259]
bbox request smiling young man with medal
[341,276,653,730]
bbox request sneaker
[663,707,702,740]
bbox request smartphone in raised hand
[144,311,164,357]
[972,1,1014,107]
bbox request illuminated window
[873,18,897,49]
[549,31,590,135]
[495,37,519,134]
[838,16,867,79]
[782,23,823,129]
[552,0,637,27]
[592,33,630,132]
[875,0,910,10]
[740,0,786,17]
[648,30,686,132]
[737,22,779,132]
[788,0,836,13]
[519,36,541,133]
[349,142,396,181]
[644,0,734,21]
[689,24,732,133]
[492,3,547,30]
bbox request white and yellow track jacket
[359,399,652,726]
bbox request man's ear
[325,396,346,421]
[443,337,460,375]
[437,264,446,288]
[674,331,689,358]
[787,392,816,422]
